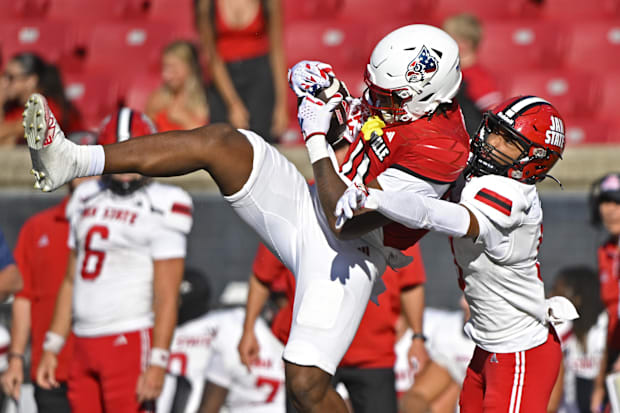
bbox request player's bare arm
[37,250,76,389]
[137,257,184,403]
[1,297,30,399]
[0,264,22,301]
[239,274,269,371]
[199,381,229,413]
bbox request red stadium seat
[338,0,434,24]
[84,22,178,76]
[505,70,600,118]
[478,21,569,73]
[562,117,612,145]
[598,74,620,122]
[284,19,369,73]
[0,0,48,21]
[283,0,343,22]
[430,0,540,24]
[565,21,620,71]
[542,0,620,20]
[64,73,120,130]
[147,0,198,40]
[121,72,162,113]
[0,21,77,66]
[47,0,142,20]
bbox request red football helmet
[467,95,565,184]
[98,107,157,195]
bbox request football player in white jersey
[35,108,193,413]
[200,307,286,413]
[335,95,579,412]
[157,268,215,413]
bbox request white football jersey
[67,180,192,337]
[394,309,474,395]
[157,313,222,413]
[454,175,549,353]
[559,312,607,410]
[205,308,286,413]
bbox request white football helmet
[364,24,462,123]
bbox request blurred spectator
[196,0,288,142]
[0,53,81,146]
[157,268,215,413]
[589,173,620,412]
[146,41,209,132]
[443,14,502,136]
[0,132,95,413]
[550,266,605,413]
[199,307,286,413]
[239,243,427,413]
[399,296,475,413]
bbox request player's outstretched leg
[25,93,253,196]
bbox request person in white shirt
[335,95,578,412]
[36,108,192,413]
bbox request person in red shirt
[239,242,427,413]
[0,131,96,413]
[443,13,503,137]
[589,172,620,412]
[0,53,81,146]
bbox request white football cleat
[25,93,80,192]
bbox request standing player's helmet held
[364,24,462,124]
[589,172,620,226]
[466,95,566,184]
[98,107,158,195]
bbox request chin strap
[545,174,564,189]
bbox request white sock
[74,144,105,177]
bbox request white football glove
[343,96,370,143]
[334,183,379,229]
[288,60,335,98]
[297,93,343,141]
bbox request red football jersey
[340,102,470,250]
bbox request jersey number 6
[81,225,109,280]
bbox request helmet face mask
[467,96,565,184]
[101,174,149,196]
[363,70,414,124]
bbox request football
[314,77,351,146]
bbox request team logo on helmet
[545,115,565,150]
[406,46,439,83]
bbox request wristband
[149,347,170,368]
[305,134,330,164]
[43,331,65,354]
[8,352,24,362]
[411,332,427,342]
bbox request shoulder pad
[146,183,193,234]
[65,179,101,220]
[460,175,529,229]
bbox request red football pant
[460,329,561,413]
[68,329,152,413]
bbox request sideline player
[35,109,192,412]
[2,131,96,413]
[24,24,469,413]
[335,95,578,412]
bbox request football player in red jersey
[334,95,579,412]
[589,172,620,412]
[23,24,469,413]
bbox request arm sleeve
[368,188,471,238]
[0,231,15,271]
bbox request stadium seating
[338,0,434,24]
[562,117,613,145]
[47,0,144,21]
[505,70,600,118]
[0,0,47,20]
[541,0,620,20]
[121,72,161,113]
[478,20,568,73]
[598,74,620,124]
[84,22,179,76]
[565,21,620,71]
[283,0,343,22]
[63,72,120,129]
[147,0,198,40]
[284,18,369,72]
[429,0,541,24]
[0,20,77,65]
